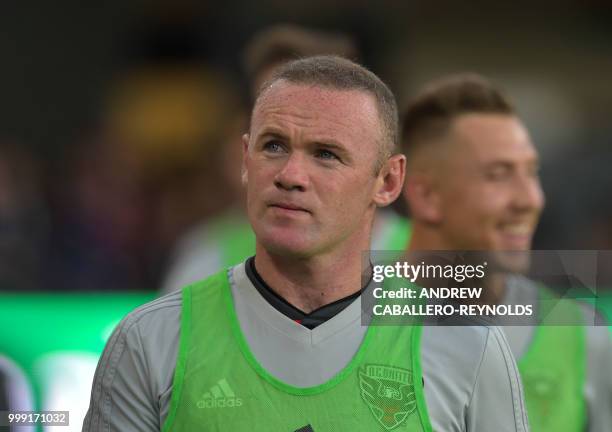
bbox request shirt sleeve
[82,293,181,432]
[82,313,159,432]
[467,326,530,432]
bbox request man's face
[243,81,385,258]
[436,113,544,253]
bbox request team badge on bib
[359,364,416,430]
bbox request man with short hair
[401,73,612,432]
[162,25,408,294]
[84,57,528,431]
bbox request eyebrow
[258,129,350,151]
[483,160,513,169]
[481,157,540,171]
[256,129,288,142]
[313,141,347,153]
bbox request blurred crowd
[1,10,611,293]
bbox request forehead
[448,113,537,163]
[251,81,381,142]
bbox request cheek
[247,161,274,191]
[246,171,271,217]
[337,175,376,204]
[443,185,504,226]
[479,184,516,213]
[316,174,374,220]
[471,196,506,228]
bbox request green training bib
[518,287,586,432]
[162,270,432,431]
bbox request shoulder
[83,291,184,432]
[421,322,497,391]
[103,290,183,387]
[97,289,184,400]
[421,323,528,432]
[119,290,183,337]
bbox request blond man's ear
[403,173,442,224]
[241,134,249,186]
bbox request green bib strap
[163,270,432,431]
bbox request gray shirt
[83,263,529,432]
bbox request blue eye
[316,149,338,160]
[263,141,285,153]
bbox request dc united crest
[359,364,416,430]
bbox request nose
[274,152,309,192]
[512,173,545,213]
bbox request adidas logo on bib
[197,379,243,408]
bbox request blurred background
[1,0,612,292]
[0,0,611,430]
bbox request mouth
[267,201,311,214]
[497,222,534,248]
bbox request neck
[406,224,453,251]
[254,230,371,313]
[407,224,508,305]
[478,273,507,305]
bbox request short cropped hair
[255,55,399,172]
[243,25,359,84]
[401,73,515,158]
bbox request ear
[373,154,406,207]
[403,172,442,224]
[241,133,249,186]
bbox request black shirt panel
[245,256,363,329]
